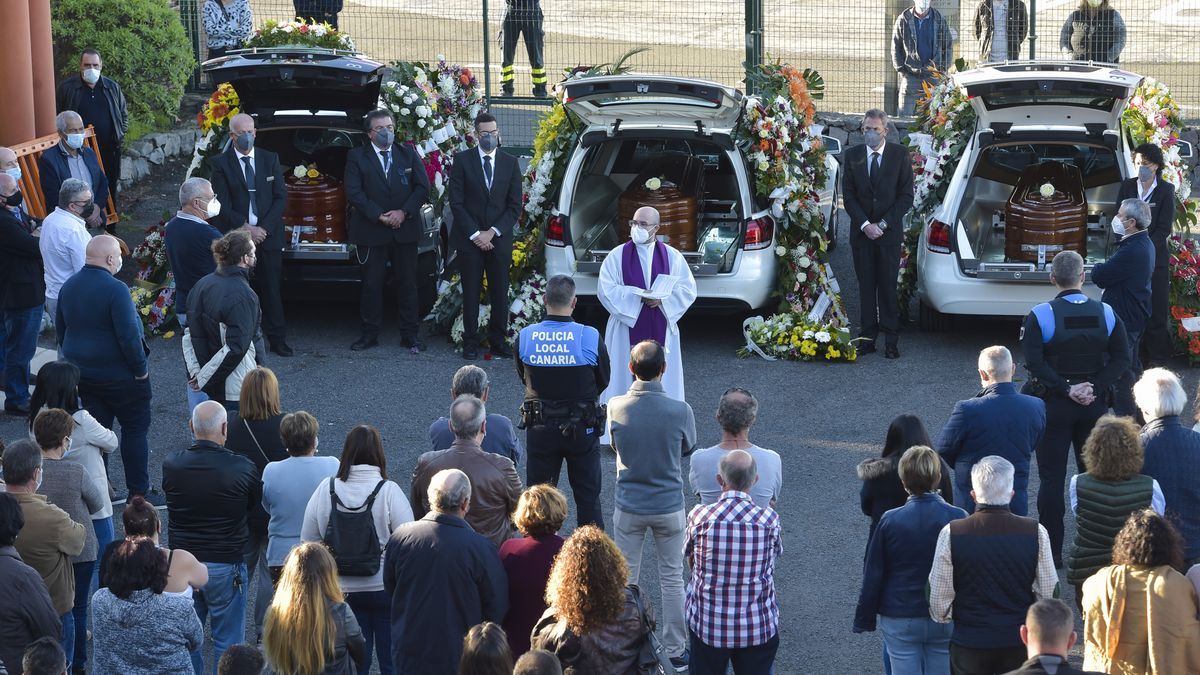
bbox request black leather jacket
[56,75,129,144]
[161,440,261,564]
[185,265,264,401]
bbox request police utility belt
[519,399,606,434]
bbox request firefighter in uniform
[500,0,547,97]
[1020,251,1129,567]
[515,274,609,529]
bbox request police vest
[519,320,599,368]
[1030,293,1115,378]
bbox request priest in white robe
[597,206,697,422]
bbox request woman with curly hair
[262,542,366,675]
[1081,510,1200,673]
[531,525,648,674]
[1067,416,1164,600]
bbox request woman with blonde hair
[531,525,647,674]
[1067,416,1164,600]
[500,485,569,656]
[263,542,366,675]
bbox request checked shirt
[684,490,783,648]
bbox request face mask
[1086,0,1102,6]
[631,225,655,245]
[35,468,43,491]
[373,128,394,148]
[914,0,931,11]
[1138,165,1154,182]
[234,133,254,153]
[478,134,498,153]
[78,201,97,219]
[205,197,222,219]
[66,133,85,150]
[5,166,22,182]
[1112,216,1126,237]
[82,68,101,85]
[111,255,123,276]
[864,129,883,149]
[6,191,23,208]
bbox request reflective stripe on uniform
[500,65,515,82]
[531,67,548,84]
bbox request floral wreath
[130,215,178,336]
[245,18,354,51]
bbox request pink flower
[1157,115,1170,128]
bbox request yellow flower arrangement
[196,83,241,133]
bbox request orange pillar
[0,1,36,145]
[29,0,57,137]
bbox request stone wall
[118,127,202,191]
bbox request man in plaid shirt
[684,449,783,674]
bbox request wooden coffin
[1004,161,1088,263]
[283,174,347,244]
[617,154,706,251]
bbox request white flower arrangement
[1039,182,1055,198]
[645,177,662,191]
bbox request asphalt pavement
[4,157,1199,674]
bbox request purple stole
[621,240,670,346]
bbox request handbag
[629,584,672,675]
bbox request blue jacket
[37,142,110,211]
[58,265,148,381]
[854,493,967,630]
[1140,415,1200,561]
[1092,229,1154,335]
[936,382,1045,516]
[163,213,221,313]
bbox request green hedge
[52,0,194,141]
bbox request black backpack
[323,479,386,577]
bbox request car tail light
[927,219,951,253]
[546,215,567,247]
[743,216,774,250]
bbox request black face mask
[4,191,21,208]
[78,201,97,219]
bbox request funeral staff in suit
[209,114,292,357]
[345,109,431,353]
[596,206,698,423]
[0,173,44,416]
[515,274,610,529]
[1117,143,1177,365]
[449,112,523,360]
[1091,198,1154,416]
[1019,251,1129,567]
[842,109,914,359]
[38,111,108,231]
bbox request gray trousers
[613,508,688,658]
[899,73,935,116]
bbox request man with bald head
[209,113,291,356]
[57,234,155,502]
[163,399,260,673]
[0,172,45,415]
[597,204,697,426]
[685,449,783,674]
[38,111,108,231]
[385,468,508,673]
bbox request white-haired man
[928,456,1059,675]
[162,400,260,673]
[937,346,1045,515]
[384,468,508,674]
[1135,368,1200,565]
[38,111,108,230]
[39,178,94,333]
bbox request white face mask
[111,255,123,276]
[631,225,656,245]
[915,0,931,11]
[1112,216,1127,237]
[205,196,222,219]
[82,68,101,85]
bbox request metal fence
[187,0,1197,122]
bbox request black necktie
[381,150,392,176]
[483,155,493,189]
[870,151,881,179]
[242,156,257,216]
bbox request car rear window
[973,79,1123,111]
[977,143,1119,187]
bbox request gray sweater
[607,380,697,515]
[37,457,104,562]
[91,588,203,674]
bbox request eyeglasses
[628,219,657,229]
[477,130,500,137]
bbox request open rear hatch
[956,62,1140,130]
[563,75,744,135]
[204,48,386,123]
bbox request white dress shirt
[40,207,92,300]
[235,148,258,226]
[1138,177,1158,202]
[469,147,502,241]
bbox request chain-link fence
[186,0,1198,121]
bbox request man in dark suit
[448,112,523,360]
[0,174,45,416]
[842,109,914,359]
[344,109,431,352]
[38,111,108,231]
[1118,143,1177,366]
[1002,599,1101,675]
[937,346,1046,515]
[209,114,291,357]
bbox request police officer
[515,274,609,529]
[1021,250,1130,567]
[500,0,547,98]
